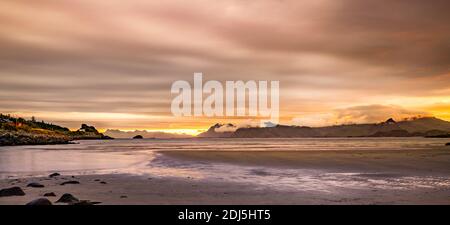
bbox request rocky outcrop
[70,124,114,140]
[0,131,72,146]
[0,114,113,146]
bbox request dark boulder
[133,135,143,139]
[26,198,52,206]
[43,192,56,197]
[0,186,26,197]
[446,142,450,146]
[49,173,61,178]
[60,180,80,185]
[56,193,79,204]
[27,182,45,188]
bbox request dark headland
[0,114,113,146]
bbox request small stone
[120,195,127,198]
[94,179,100,182]
[0,187,26,197]
[26,198,52,206]
[56,193,79,203]
[100,181,107,184]
[43,192,56,197]
[445,142,450,146]
[27,182,45,188]
[49,173,61,178]
[60,180,80,185]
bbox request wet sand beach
[1,139,450,205]
[161,149,450,176]
[0,171,450,205]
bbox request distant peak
[385,118,396,124]
[210,123,235,129]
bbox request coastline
[0,115,113,146]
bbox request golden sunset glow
[0,0,449,132]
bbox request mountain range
[198,117,450,138]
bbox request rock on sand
[56,193,79,204]
[0,187,26,197]
[49,173,61,178]
[60,180,80,185]
[26,198,52,206]
[27,182,45,188]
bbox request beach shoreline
[1,147,450,205]
[1,172,450,205]
[159,148,450,176]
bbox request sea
[1,138,450,192]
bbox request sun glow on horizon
[103,128,206,136]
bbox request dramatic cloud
[292,104,431,127]
[0,0,449,130]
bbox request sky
[0,0,449,134]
